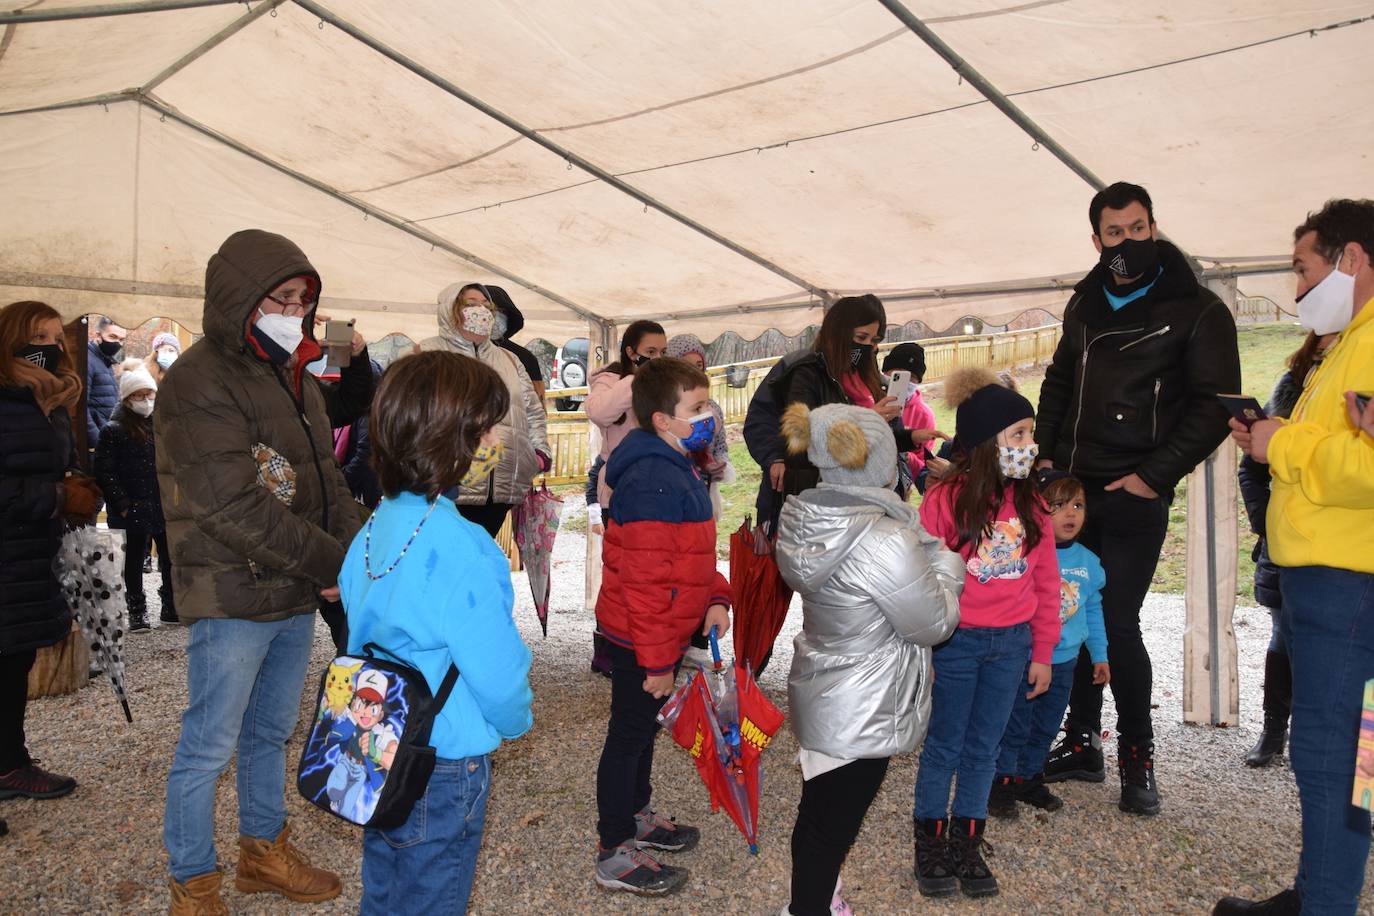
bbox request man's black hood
[1072,239,1200,326]
[486,285,524,338]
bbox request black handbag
[297,642,459,830]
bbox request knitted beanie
[150,331,180,353]
[944,366,1033,449]
[666,333,707,362]
[781,402,897,489]
[118,366,157,401]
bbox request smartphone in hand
[886,369,912,407]
[1216,393,1267,429]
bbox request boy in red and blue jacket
[594,357,731,897]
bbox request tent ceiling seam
[140,0,286,93]
[0,0,239,24]
[136,93,609,324]
[291,0,830,304]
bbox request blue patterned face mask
[998,443,1038,479]
[675,412,717,452]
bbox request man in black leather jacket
[1034,182,1240,816]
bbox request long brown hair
[814,294,885,400]
[369,351,510,500]
[0,300,76,386]
[937,439,1046,555]
[1286,331,1327,387]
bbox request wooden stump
[27,621,90,700]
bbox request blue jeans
[163,613,316,882]
[362,755,491,915]
[1280,566,1374,915]
[996,656,1077,779]
[915,624,1032,821]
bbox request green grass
[714,321,1309,596]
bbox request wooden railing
[531,323,1062,486]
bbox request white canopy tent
[3,0,1371,346]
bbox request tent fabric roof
[1,0,1370,343]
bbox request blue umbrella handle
[709,625,722,667]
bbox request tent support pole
[141,0,287,93]
[873,0,1206,274]
[291,0,829,303]
[137,94,608,325]
[0,90,138,119]
[0,0,238,24]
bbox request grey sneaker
[634,806,700,852]
[595,842,688,896]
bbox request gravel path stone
[3,499,1368,914]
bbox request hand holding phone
[886,369,912,407]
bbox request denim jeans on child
[361,755,491,914]
[915,623,1032,820]
[596,643,669,849]
[996,657,1077,778]
[163,613,316,882]
[1280,565,1374,916]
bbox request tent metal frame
[0,0,238,24]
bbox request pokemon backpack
[297,642,459,829]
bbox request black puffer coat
[93,410,165,533]
[0,386,75,653]
[1035,241,1241,496]
[1237,370,1305,610]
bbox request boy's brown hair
[1041,474,1086,510]
[631,357,709,430]
[370,350,510,499]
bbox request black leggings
[122,528,171,605]
[0,650,37,773]
[789,756,890,915]
[458,502,515,539]
[596,644,668,849]
[1066,483,1170,744]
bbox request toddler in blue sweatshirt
[339,352,533,913]
[989,470,1108,816]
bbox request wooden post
[1183,277,1240,726]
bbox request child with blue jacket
[340,351,533,914]
[989,470,1108,817]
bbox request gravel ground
[3,498,1369,915]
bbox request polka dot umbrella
[53,526,132,723]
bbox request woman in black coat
[0,300,96,817]
[94,365,173,631]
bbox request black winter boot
[1044,725,1105,783]
[1245,650,1291,767]
[987,774,1019,819]
[913,818,957,898]
[159,586,179,625]
[1017,773,1064,811]
[947,816,997,897]
[1118,741,1161,816]
[1212,887,1301,914]
[127,594,149,632]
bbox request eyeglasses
[263,292,316,316]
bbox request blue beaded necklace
[364,499,438,581]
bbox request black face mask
[98,339,123,360]
[849,342,874,369]
[1099,236,1160,280]
[630,352,650,368]
[17,344,63,374]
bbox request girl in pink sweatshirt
[912,368,1060,900]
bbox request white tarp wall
[1,0,1372,342]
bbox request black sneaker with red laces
[1118,741,1161,816]
[0,761,77,800]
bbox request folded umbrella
[728,516,793,675]
[511,483,563,636]
[53,526,132,723]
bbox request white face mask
[1297,251,1356,335]
[255,308,305,358]
[129,399,155,418]
[998,443,1038,479]
[156,349,177,370]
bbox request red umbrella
[728,516,793,674]
[660,629,784,852]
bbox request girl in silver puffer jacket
[775,402,963,916]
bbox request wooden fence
[532,323,1062,486]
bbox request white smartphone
[886,369,912,406]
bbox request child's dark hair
[631,357,709,430]
[938,440,1046,555]
[369,351,510,500]
[1040,475,1085,511]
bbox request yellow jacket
[1267,294,1374,573]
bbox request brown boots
[168,871,228,916]
[169,824,341,913]
[235,823,342,903]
